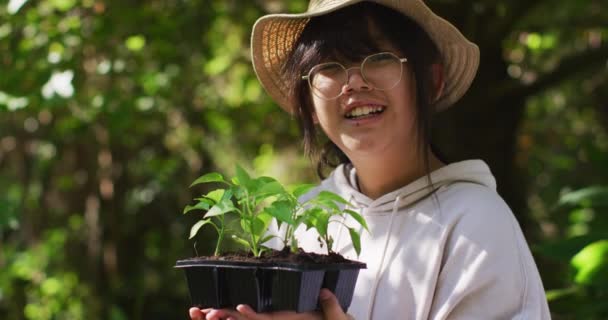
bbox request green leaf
[291,184,316,198]
[204,199,236,218]
[203,189,226,203]
[344,209,369,231]
[243,212,273,238]
[571,240,608,287]
[190,172,226,187]
[183,200,212,214]
[231,235,252,250]
[316,199,340,212]
[266,200,295,224]
[255,180,285,198]
[256,211,273,229]
[259,234,277,245]
[348,227,361,256]
[317,191,350,205]
[240,215,270,238]
[559,186,608,207]
[234,164,253,189]
[294,215,307,227]
[314,211,330,237]
[545,287,581,302]
[189,219,217,239]
[302,208,323,230]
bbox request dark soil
[188,247,355,265]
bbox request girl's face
[310,43,419,160]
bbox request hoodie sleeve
[428,186,551,320]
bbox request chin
[341,139,388,156]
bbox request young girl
[190,1,551,319]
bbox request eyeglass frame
[300,52,408,100]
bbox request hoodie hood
[329,159,496,214]
[326,159,497,319]
[293,160,551,319]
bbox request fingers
[189,307,211,320]
[236,305,317,320]
[191,303,324,320]
[235,305,258,318]
[318,289,347,320]
[205,308,243,320]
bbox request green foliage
[536,186,608,319]
[0,229,89,320]
[571,240,608,287]
[184,165,368,257]
[0,0,606,318]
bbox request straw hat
[251,0,480,114]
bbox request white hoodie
[294,160,551,320]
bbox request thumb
[319,289,347,320]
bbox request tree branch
[496,44,608,102]
[491,0,548,41]
[513,17,608,32]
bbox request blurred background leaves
[0,0,607,319]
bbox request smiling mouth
[344,105,386,119]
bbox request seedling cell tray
[176,258,366,313]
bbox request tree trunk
[433,46,539,240]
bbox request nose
[342,67,371,94]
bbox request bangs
[288,8,388,76]
[301,15,385,65]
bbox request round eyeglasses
[301,52,408,100]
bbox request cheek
[311,97,331,124]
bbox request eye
[367,53,396,63]
[313,63,343,77]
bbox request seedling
[184,165,368,257]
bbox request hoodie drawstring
[367,195,401,319]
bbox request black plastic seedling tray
[175,259,366,313]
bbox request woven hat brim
[251,0,480,114]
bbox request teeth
[345,105,385,118]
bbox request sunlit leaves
[571,240,608,287]
[0,91,29,111]
[0,23,12,38]
[0,0,306,318]
[41,70,74,98]
[50,0,77,12]
[524,33,557,52]
[559,186,608,207]
[204,54,232,75]
[7,0,28,14]
[125,35,146,51]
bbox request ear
[312,111,319,124]
[431,63,445,103]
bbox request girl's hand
[189,289,350,320]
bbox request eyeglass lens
[308,53,403,99]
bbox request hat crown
[308,0,348,12]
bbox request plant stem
[214,216,224,256]
[245,190,259,257]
